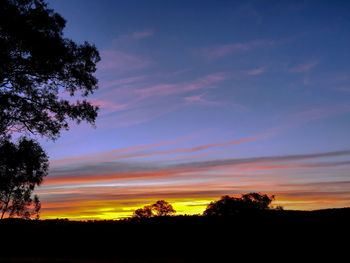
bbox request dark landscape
[0,208,349,262]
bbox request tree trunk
[0,192,12,219]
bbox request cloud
[183,94,221,106]
[51,136,189,165]
[51,136,258,166]
[198,39,276,58]
[90,71,235,125]
[98,50,154,72]
[263,104,350,138]
[246,67,265,75]
[172,150,350,170]
[289,60,319,73]
[334,86,350,93]
[90,68,262,125]
[135,72,229,98]
[291,104,350,123]
[101,75,149,90]
[131,29,154,39]
[46,148,350,186]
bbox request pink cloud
[334,86,350,92]
[91,68,262,126]
[98,50,154,72]
[106,103,182,127]
[136,72,228,98]
[51,136,259,166]
[101,75,149,90]
[184,94,224,107]
[184,94,208,104]
[198,39,276,58]
[263,104,350,138]
[246,67,265,75]
[132,29,154,39]
[289,60,319,73]
[91,100,129,115]
[91,69,259,122]
[291,105,350,122]
[51,136,190,166]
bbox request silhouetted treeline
[0,208,349,262]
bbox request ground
[0,208,349,262]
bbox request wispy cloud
[98,50,154,72]
[135,72,229,98]
[289,60,319,73]
[51,136,190,166]
[263,104,350,138]
[197,39,276,58]
[47,147,350,186]
[91,71,234,123]
[131,29,154,39]
[334,86,350,93]
[183,93,222,106]
[101,75,149,90]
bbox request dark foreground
[0,208,349,262]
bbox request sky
[36,0,350,219]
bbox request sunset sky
[37,0,350,219]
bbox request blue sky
[37,0,350,219]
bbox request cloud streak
[289,60,319,73]
[51,136,190,165]
[46,147,350,187]
[98,50,154,72]
[198,39,276,58]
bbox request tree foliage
[0,0,100,218]
[132,200,176,218]
[133,205,153,219]
[0,137,48,219]
[0,0,100,140]
[151,200,176,216]
[203,192,276,217]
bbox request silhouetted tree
[0,0,100,140]
[203,192,275,217]
[133,205,153,218]
[0,0,100,218]
[152,200,176,216]
[0,137,48,219]
[132,200,176,218]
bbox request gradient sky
[36,0,350,219]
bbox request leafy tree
[133,205,153,218]
[132,200,176,218]
[0,0,100,140]
[203,192,276,217]
[0,0,100,218]
[0,137,48,219]
[151,200,176,217]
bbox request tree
[0,137,48,219]
[151,200,176,217]
[0,0,100,140]
[132,200,176,218]
[0,0,100,218]
[133,205,153,219]
[203,192,275,217]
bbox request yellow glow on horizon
[40,198,215,220]
[39,194,350,220]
